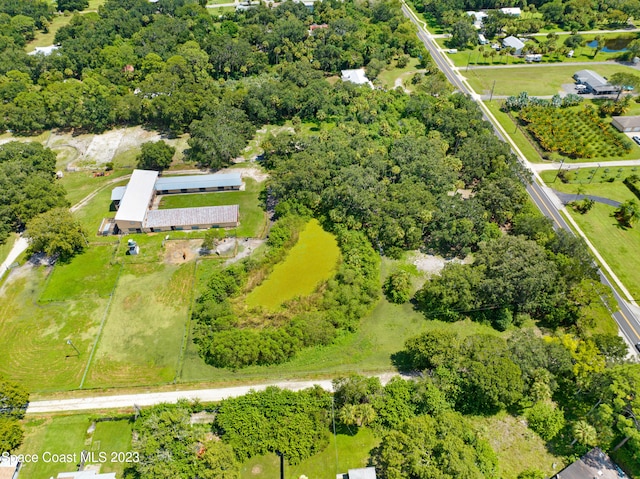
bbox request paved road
[532,159,640,171]
[402,2,640,350]
[552,190,621,207]
[27,373,407,414]
[464,60,639,70]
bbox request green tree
[0,375,29,453]
[137,140,176,171]
[202,228,226,251]
[197,440,240,479]
[383,270,412,304]
[571,420,598,447]
[517,470,546,479]
[525,401,565,441]
[373,412,498,479]
[610,72,640,102]
[612,199,640,228]
[25,208,86,261]
[450,20,478,49]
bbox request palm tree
[613,199,640,228]
[571,420,598,446]
[338,404,358,426]
[355,404,377,427]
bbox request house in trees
[611,116,640,132]
[341,69,374,88]
[574,70,619,95]
[502,36,525,55]
[500,7,521,16]
[466,11,487,29]
[552,447,629,479]
[111,170,240,234]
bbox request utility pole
[489,80,496,102]
[589,163,601,184]
[276,451,284,479]
[553,158,565,183]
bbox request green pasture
[91,420,134,476]
[159,178,268,238]
[84,263,192,388]
[19,415,132,479]
[567,202,640,299]
[0,267,106,392]
[40,244,120,301]
[19,415,92,479]
[59,170,131,207]
[74,180,126,236]
[241,427,379,479]
[465,64,638,97]
[472,412,566,479]
[26,15,73,52]
[245,219,340,311]
[541,168,640,201]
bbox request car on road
[633,136,640,145]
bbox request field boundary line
[175,260,199,383]
[79,261,124,389]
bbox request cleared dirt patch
[164,239,203,264]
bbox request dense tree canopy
[25,207,86,261]
[0,142,68,242]
[137,140,175,171]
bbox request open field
[377,57,422,90]
[159,178,267,238]
[472,412,566,479]
[60,170,132,206]
[241,427,378,479]
[84,263,193,388]
[567,202,640,299]
[18,415,132,479]
[0,267,106,392]
[40,244,120,301]
[18,415,92,479]
[245,219,340,310]
[26,14,73,52]
[465,64,639,97]
[74,180,126,235]
[541,169,640,201]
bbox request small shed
[502,36,525,55]
[612,116,640,132]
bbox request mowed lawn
[84,263,193,388]
[40,244,120,301]
[18,415,91,479]
[466,64,638,96]
[19,415,132,479]
[0,267,106,392]
[245,219,340,310]
[568,202,640,299]
[241,427,379,479]
[158,178,267,238]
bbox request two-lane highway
[401,2,640,350]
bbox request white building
[466,11,488,29]
[341,69,374,88]
[502,36,525,55]
[500,7,521,16]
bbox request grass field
[159,178,268,238]
[74,179,128,236]
[40,244,120,301]
[19,415,92,479]
[0,267,106,392]
[59,170,132,207]
[0,232,18,265]
[19,415,133,479]
[26,14,73,52]
[377,57,421,90]
[465,64,638,97]
[84,263,193,388]
[245,219,340,310]
[541,170,639,203]
[241,427,379,479]
[472,412,566,479]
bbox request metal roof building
[144,205,239,231]
[155,172,242,193]
[574,69,619,94]
[111,186,127,202]
[114,169,158,229]
[612,115,640,132]
[552,447,628,479]
[502,36,525,54]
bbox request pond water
[586,38,632,52]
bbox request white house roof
[155,173,242,191]
[144,205,239,228]
[348,467,377,479]
[114,169,158,223]
[503,36,525,50]
[501,7,521,15]
[574,69,608,87]
[57,472,116,479]
[341,69,373,88]
[28,45,59,56]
